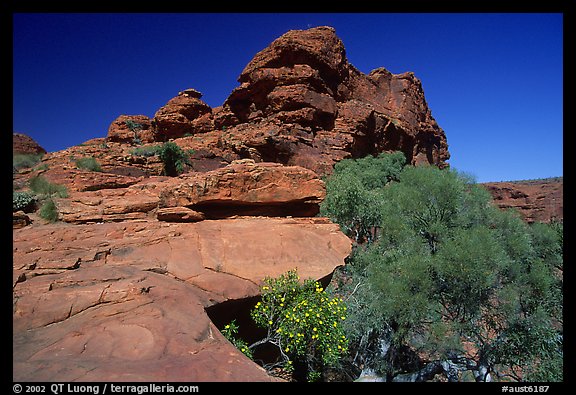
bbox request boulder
[107,115,155,144]
[152,90,213,140]
[156,206,205,222]
[13,211,31,229]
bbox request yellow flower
[313,327,317,331]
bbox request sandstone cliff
[482,178,563,223]
[107,26,450,177]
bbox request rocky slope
[13,217,350,381]
[13,157,351,381]
[12,25,450,381]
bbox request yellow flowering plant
[221,319,253,360]
[249,269,348,381]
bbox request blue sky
[12,13,563,182]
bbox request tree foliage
[323,153,563,382]
[320,151,405,243]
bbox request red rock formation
[13,132,47,155]
[159,160,326,218]
[482,178,563,223]
[217,26,449,176]
[13,157,351,381]
[105,26,450,177]
[13,25,452,381]
[152,89,213,140]
[107,115,155,144]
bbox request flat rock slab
[13,217,351,381]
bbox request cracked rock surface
[13,217,351,381]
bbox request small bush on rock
[29,175,68,198]
[75,156,102,172]
[38,198,58,222]
[221,320,253,360]
[13,191,36,212]
[159,141,189,176]
[13,153,43,171]
[224,269,348,381]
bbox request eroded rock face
[105,26,449,177]
[482,178,563,223]
[41,160,325,224]
[152,90,213,140]
[220,26,449,175]
[159,160,326,218]
[13,154,351,381]
[13,217,351,381]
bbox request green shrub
[253,271,348,381]
[129,145,162,157]
[221,320,253,360]
[320,151,406,243]
[125,119,142,132]
[13,191,36,212]
[13,153,43,171]
[75,156,102,172]
[159,141,189,176]
[38,198,58,222]
[29,175,68,198]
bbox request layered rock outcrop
[107,115,155,144]
[105,26,449,177]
